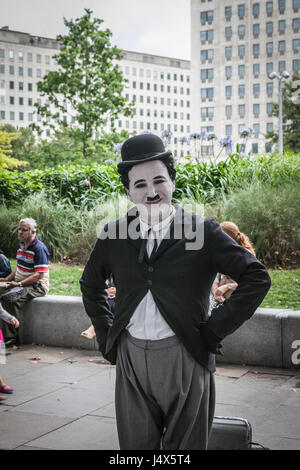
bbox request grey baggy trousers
[115,331,215,450]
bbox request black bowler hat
[117,133,172,171]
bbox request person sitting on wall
[0,250,12,279]
[0,218,49,348]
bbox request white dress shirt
[126,206,176,340]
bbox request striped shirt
[15,236,49,293]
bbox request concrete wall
[18,296,300,369]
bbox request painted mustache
[146,194,161,202]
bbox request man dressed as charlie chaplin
[80,133,271,450]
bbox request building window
[253,123,260,137]
[253,103,260,117]
[266,22,273,37]
[36,54,41,63]
[200,10,214,24]
[267,103,273,115]
[278,40,286,54]
[267,122,273,133]
[225,124,232,135]
[28,98,32,106]
[0,111,5,119]
[293,0,300,11]
[18,52,23,62]
[238,45,245,59]
[266,82,273,96]
[10,96,14,104]
[19,82,23,90]
[0,49,5,58]
[278,0,285,14]
[279,61,286,72]
[266,1,273,16]
[293,19,300,33]
[0,65,4,74]
[265,143,273,153]
[293,39,300,52]
[278,20,286,34]
[239,84,245,98]
[27,52,32,62]
[36,68,41,78]
[225,27,232,40]
[10,111,14,120]
[225,46,232,60]
[253,3,260,18]
[266,63,273,75]
[252,143,258,154]
[201,29,214,42]
[201,49,214,62]
[9,65,14,75]
[225,6,232,20]
[225,105,232,118]
[225,85,232,98]
[9,50,14,59]
[201,107,214,120]
[239,104,245,117]
[0,96,4,105]
[253,24,259,38]
[238,25,246,39]
[266,42,273,56]
[253,44,260,58]
[19,97,24,105]
[18,66,23,76]
[253,63,260,77]
[201,87,214,100]
[253,83,260,97]
[225,66,232,79]
[238,64,245,78]
[238,4,245,19]
[201,68,214,81]
[9,81,14,89]
[28,68,32,77]
[293,59,300,72]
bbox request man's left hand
[5,281,21,288]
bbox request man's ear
[125,187,132,201]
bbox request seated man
[0,250,12,278]
[0,218,49,347]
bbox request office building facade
[191,0,300,155]
[0,27,191,155]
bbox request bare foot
[0,396,6,402]
[81,325,96,340]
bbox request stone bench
[18,295,300,369]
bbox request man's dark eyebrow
[153,175,167,180]
[133,175,167,186]
[133,179,146,186]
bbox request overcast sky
[1,0,190,59]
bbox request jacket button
[147,280,152,286]
[148,266,154,272]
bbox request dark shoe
[4,337,20,348]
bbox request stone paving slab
[0,411,74,450]
[1,346,300,450]
[22,415,119,450]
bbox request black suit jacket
[80,205,271,372]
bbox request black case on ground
[208,416,252,450]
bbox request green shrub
[206,181,300,266]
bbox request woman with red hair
[211,221,256,304]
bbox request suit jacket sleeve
[201,219,271,351]
[79,231,113,356]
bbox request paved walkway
[1,344,300,450]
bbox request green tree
[33,9,133,158]
[266,74,300,153]
[1,124,36,167]
[0,126,27,170]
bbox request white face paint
[126,160,175,225]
